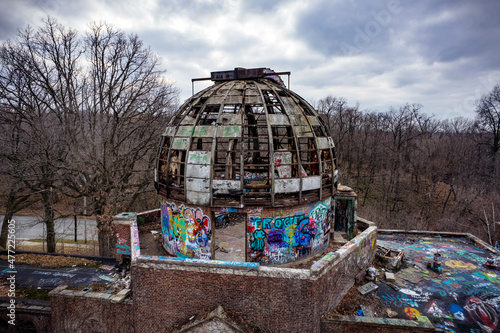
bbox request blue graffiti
[251,229,267,251]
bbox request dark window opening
[168,150,186,201]
[190,137,213,151]
[272,126,298,178]
[214,138,241,180]
[197,105,220,125]
[298,138,319,176]
[263,90,284,114]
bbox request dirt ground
[325,283,387,318]
[138,223,169,256]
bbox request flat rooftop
[363,232,499,332]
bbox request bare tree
[475,84,500,191]
[476,84,500,155]
[63,22,178,217]
[0,18,178,253]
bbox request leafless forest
[1,19,499,251]
[317,93,500,244]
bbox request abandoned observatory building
[154,67,353,265]
[14,68,499,333]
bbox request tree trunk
[42,190,56,253]
[0,212,14,249]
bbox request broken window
[298,138,319,176]
[168,150,186,201]
[263,90,284,114]
[157,137,171,196]
[190,137,213,151]
[197,104,219,125]
[321,149,334,198]
[272,126,298,178]
[213,138,241,179]
[243,108,271,205]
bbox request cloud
[1,0,500,119]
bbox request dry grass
[17,241,98,256]
[0,253,102,268]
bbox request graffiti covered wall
[161,201,212,259]
[247,198,332,264]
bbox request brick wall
[0,299,51,333]
[132,262,316,332]
[50,291,134,333]
[132,226,377,332]
[114,221,132,261]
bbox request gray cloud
[1,0,500,118]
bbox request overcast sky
[1,0,499,119]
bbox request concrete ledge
[134,257,312,280]
[0,300,51,314]
[311,226,377,277]
[322,315,442,332]
[357,217,376,230]
[49,285,125,302]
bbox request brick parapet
[131,226,377,332]
[49,286,134,333]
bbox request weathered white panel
[328,137,336,148]
[171,137,190,150]
[268,114,290,126]
[180,116,196,125]
[220,114,242,125]
[245,95,262,104]
[294,125,313,137]
[289,114,309,127]
[281,96,300,115]
[217,125,241,138]
[187,151,212,165]
[302,176,321,191]
[225,95,243,104]
[186,178,210,192]
[317,137,330,149]
[212,180,241,194]
[307,116,320,126]
[186,191,210,206]
[177,126,195,137]
[206,96,224,104]
[275,178,300,193]
[163,126,177,137]
[192,126,215,137]
[186,164,211,178]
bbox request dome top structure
[155,67,338,208]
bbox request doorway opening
[213,212,247,262]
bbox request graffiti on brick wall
[161,201,212,259]
[115,231,131,255]
[247,198,331,264]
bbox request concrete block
[385,272,395,282]
[357,282,378,295]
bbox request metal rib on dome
[155,68,338,208]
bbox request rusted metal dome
[155,67,338,208]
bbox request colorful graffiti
[115,231,131,256]
[377,234,500,333]
[465,296,498,332]
[161,201,212,259]
[247,199,331,264]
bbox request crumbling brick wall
[50,294,134,333]
[131,227,377,333]
[0,302,51,333]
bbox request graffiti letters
[161,202,212,259]
[247,199,331,264]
